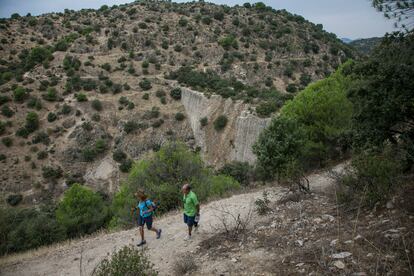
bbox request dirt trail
[0,165,342,276]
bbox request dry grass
[172,253,198,276]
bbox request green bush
[13,86,27,102]
[175,112,185,121]
[142,93,149,100]
[6,194,23,206]
[218,35,238,50]
[340,150,402,206]
[82,147,97,162]
[76,93,88,102]
[0,206,66,256]
[47,112,57,122]
[27,97,42,110]
[2,137,13,147]
[155,89,166,98]
[91,99,103,111]
[214,115,228,131]
[124,121,139,134]
[32,131,50,145]
[92,246,156,276]
[218,161,252,186]
[56,184,110,237]
[210,175,240,196]
[1,105,14,118]
[139,79,152,90]
[253,116,306,179]
[256,101,278,117]
[25,112,39,133]
[113,149,127,163]
[119,159,133,173]
[42,166,63,180]
[170,88,182,100]
[200,117,208,127]
[42,87,58,101]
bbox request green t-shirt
[183,191,199,217]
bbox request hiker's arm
[143,205,154,214]
[196,204,200,215]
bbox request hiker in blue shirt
[133,190,162,247]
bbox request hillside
[0,1,356,206]
[349,37,382,55]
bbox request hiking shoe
[137,240,146,247]
[184,235,191,241]
[156,229,162,239]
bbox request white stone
[333,260,345,269]
[331,252,352,259]
[330,239,338,247]
[231,258,238,263]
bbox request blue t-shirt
[137,199,153,218]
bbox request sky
[0,0,395,39]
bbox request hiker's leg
[139,226,144,241]
[188,225,193,236]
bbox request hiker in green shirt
[182,183,200,241]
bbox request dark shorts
[184,214,198,227]
[137,215,153,230]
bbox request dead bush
[172,253,197,276]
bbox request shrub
[218,35,238,50]
[0,95,10,106]
[25,112,39,133]
[26,97,42,110]
[178,17,188,27]
[42,87,58,101]
[1,105,14,118]
[200,117,208,127]
[47,112,57,122]
[42,166,63,180]
[219,161,252,186]
[119,159,133,173]
[101,63,111,72]
[170,88,182,100]
[32,131,50,145]
[340,150,402,206]
[91,99,102,111]
[173,253,197,276]
[174,44,182,52]
[155,89,166,98]
[37,150,48,160]
[13,86,27,102]
[256,101,278,117]
[142,93,149,100]
[56,184,110,237]
[253,116,306,179]
[2,137,13,147]
[124,121,138,134]
[6,194,23,206]
[95,139,107,154]
[82,147,97,162]
[113,149,127,163]
[286,83,297,93]
[76,93,88,102]
[61,104,72,114]
[210,175,240,196]
[0,206,66,256]
[254,191,271,215]
[214,115,228,131]
[139,79,152,90]
[92,246,156,276]
[175,112,185,121]
[151,119,164,128]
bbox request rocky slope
[0,1,356,205]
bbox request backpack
[145,199,158,213]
